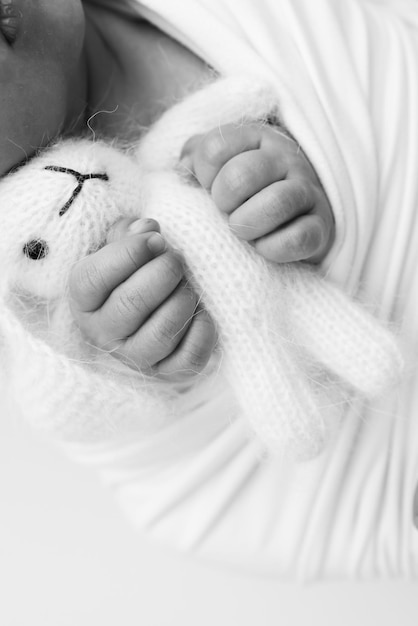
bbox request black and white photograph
[1,1,417,624]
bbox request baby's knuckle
[307,224,325,256]
[115,287,149,320]
[152,314,183,350]
[89,327,109,350]
[179,341,208,373]
[69,259,105,303]
[274,190,294,223]
[200,131,228,164]
[222,161,247,193]
[199,319,217,351]
[275,182,308,221]
[78,316,107,348]
[292,179,311,209]
[178,281,198,307]
[295,225,322,258]
[106,218,134,244]
[261,189,280,221]
[159,252,184,285]
[123,243,143,273]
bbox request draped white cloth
[70,0,418,580]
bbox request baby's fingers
[180,123,263,190]
[155,307,218,381]
[110,280,200,373]
[211,149,287,214]
[69,222,165,313]
[254,213,330,263]
[228,178,314,241]
[106,217,161,244]
[90,251,184,344]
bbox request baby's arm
[69,218,217,379]
[181,122,335,264]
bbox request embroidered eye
[23,239,49,260]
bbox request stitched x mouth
[44,166,109,216]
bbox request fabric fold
[10,0,418,579]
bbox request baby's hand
[69,219,217,380]
[180,123,335,263]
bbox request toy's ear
[0,138,141,299]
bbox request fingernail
[147,232,166,255]
[129,218,159,235]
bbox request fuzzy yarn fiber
[0,76,404,460]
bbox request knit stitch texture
[0,76,404,460]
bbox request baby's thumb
[106,218,160,244]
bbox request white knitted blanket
[0,76,404,460]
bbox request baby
[0,0,334,379]
[3,0,416,582]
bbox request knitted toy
[0,76,404,461]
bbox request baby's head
[0,0,87,178]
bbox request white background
[1,400,417,626]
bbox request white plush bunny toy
[0,76,404,461]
